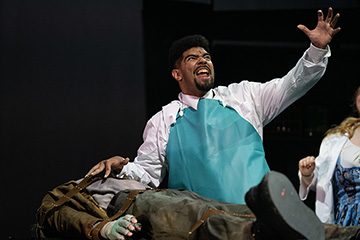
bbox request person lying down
[36,171,360,240]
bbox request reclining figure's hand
[100,214,142,240]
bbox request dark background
[1,0,359,238]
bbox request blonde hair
[325,86,360,139]
[325,117,360,139]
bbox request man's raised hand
[297,7,341,49]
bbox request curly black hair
[168,35,210,70]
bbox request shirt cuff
[117,167,129,179]
[305,43,331,64]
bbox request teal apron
[166,98,270,204]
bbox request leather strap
[37,175,99,236]
[41,178,253,240]
[53,175,96,206]
[185,208,255,240]
[91,189,145,240]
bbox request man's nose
[197,56,207,64]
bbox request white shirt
[340,138,360,168]
[120,44,331,188]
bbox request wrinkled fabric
[166,99,269,204]
[116,189,360,240]
[36,180,108,239]
[333,157,360,226]
[123,189,255,240]
[83,177,151,210]
[37,178,360,240]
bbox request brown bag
[36,176,148,240]
[36,176,108,239]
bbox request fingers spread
[330,13,340,28]
[325,7,333,23]
[297,24,310,35]
[333,27,341,36]
[317,10,324,22]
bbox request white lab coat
[299,134,348,224]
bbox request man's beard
[195,75,215,92]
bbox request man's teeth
[197,69,209,74]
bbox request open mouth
[195,66,210,77]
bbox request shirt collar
[178,90,215,111]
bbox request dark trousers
[107,189,360,240]
[108,189,255,240]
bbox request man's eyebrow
[184,53,210,60]
[184,54,199,60]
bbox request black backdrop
[1,1,146,238]
[2,0,360,238]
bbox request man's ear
[172,69,182,82]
